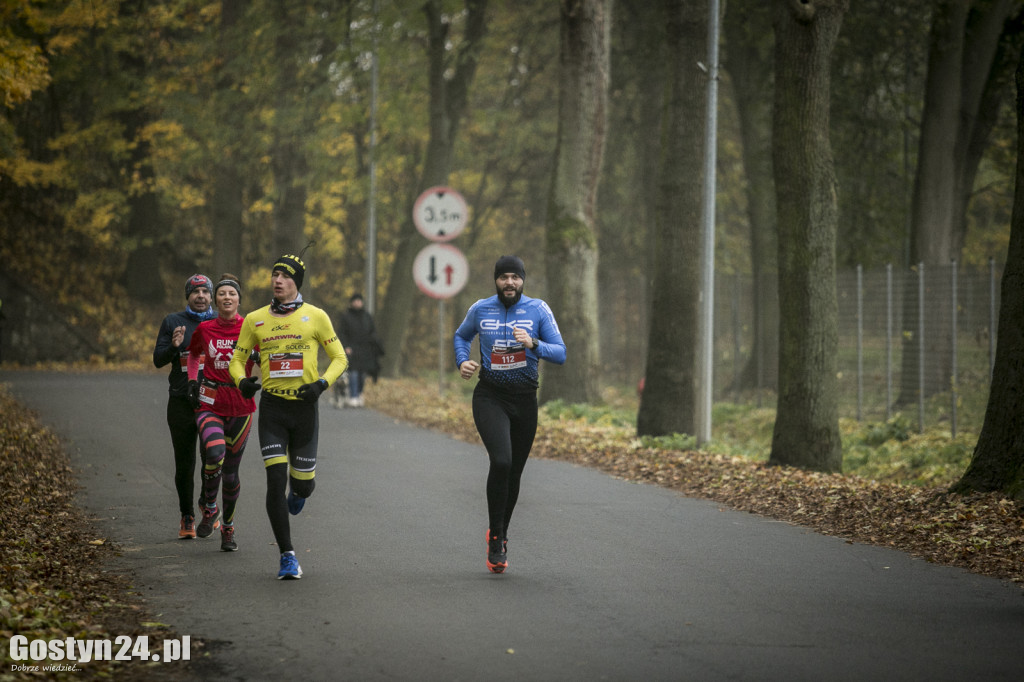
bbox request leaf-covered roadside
[0,386,195,680]
[367,378,1024,586]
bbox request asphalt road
[3,370,1023,681]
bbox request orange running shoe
[486,528,507,574]
[179,514,196,539]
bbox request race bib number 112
[491,348,526,371]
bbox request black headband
[215,279,241,296]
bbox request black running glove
[238,376,261,399]
[297,379,328,403]
[186,380,201,410]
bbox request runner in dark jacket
[152,274,215,538]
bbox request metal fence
[714,260,1003,434]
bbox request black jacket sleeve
[153,316,180,368]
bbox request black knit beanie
[493,255,526,280]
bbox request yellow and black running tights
[257,393,319,554]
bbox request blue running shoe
[287,491,306,515]
[278,552,302,580]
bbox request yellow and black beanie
[273,254,305,290]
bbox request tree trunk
[122,178,165,303]
[211,0,245,280]
[120,108,166,303]
[212,167,244,278]
[724,0,779,392]
[377,0,488,378]
[769,0,847,473]
[271,138,309,259]
[635,0,707,436]
[951,47,1024,501]
[116,3,165,302]
[897,0,1018,405]
[541,0,612,405]
[953,6,1024,253]
[597,0,665,386]
[268,2,311,265]
[909,1,970,266]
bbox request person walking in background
[337,293,382,408]
[186,274,257,552]
[229,253,347,580]
[153,274,216,538]
[454,255,566,574]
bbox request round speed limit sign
[413,186,469,242]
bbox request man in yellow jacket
[230,253,347,580]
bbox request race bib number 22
[268,352,304,378]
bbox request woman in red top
[186,274,257,551]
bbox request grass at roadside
[366,376,1024,586]
[518,382,979,489]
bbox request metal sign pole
[366,0,379,314]
[439,299,445,397]
[697,0,721,445]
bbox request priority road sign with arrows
[412,243,469,299]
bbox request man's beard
[496,282,523,307]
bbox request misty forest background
[4,0,1024,492]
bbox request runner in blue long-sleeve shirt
[454,255,567,573]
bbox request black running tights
[471,382,538,539]
[166,395,201,516]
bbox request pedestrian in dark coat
[337,293,382,407]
